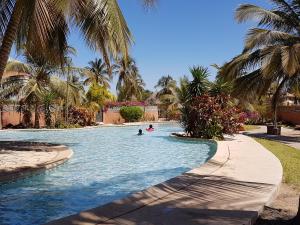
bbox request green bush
[120,106,144,122]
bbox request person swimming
[146,124,154,132]
[137,129,143,135]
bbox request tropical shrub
[54,120,82,129]
[120,106,144,122]
[243,111,261,125]
[166,109,181,121]
[181,94,244,139]
[68,107,95,126]
[86,83,115,107]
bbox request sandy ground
[256,183,299,225]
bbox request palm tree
[84,58,111,88]
[209,77,232,97]
[42,91,56,128]
[155,75,177,96]
[0,0,156,83]
[115,56,145,101]
[177,75,189,104]
[21,71,49,128]
[155,75,178,118]
[5,53,84,128]
[220,1,300,128]
[0,75,25,129]
[50,75,85,122]
[188,66,210,98]
[118,73,145,101]
[115,57,138,91]
[290,78,300,104]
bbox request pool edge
[45,134,282,225]
[0,145,73,183]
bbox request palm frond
[244,28,300,52]
[235,4,297,32]
[0,0,14,37]
[5,59,31,73]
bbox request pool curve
[0,124,216,225]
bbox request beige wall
[2,111,46,128]
[278,106,300,125]
[103,106,159,124]
[103,111,125,124]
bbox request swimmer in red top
[146,124,154,132]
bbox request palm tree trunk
[272,77,288,128]
[34,102,40,128]
[0,2,22,81]
[65,74,69,124]
[274,102,278,128]
[0,106,3,130]
[19,110,22,124]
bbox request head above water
[138,129,143,135]
[149,124,153,129]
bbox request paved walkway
[244,126,300,150]
[0,141,73,182]
[46,135,282,225]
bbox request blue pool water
[0,124,216,225]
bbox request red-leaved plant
[181,94,245,139]
[68,107,94,126]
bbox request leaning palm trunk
[34,102,40,128]
[65,75,69,124]
[0,105,3,130]
[0,3,22,82]
[44,104,51,128]
[272,77,288,128]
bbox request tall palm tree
[155,75,178,117]
[177,75,189,104]
[117,72,145,101]
[5,54,84,127]
[0,0,156,83]
[220,0,300,127]
[20,69,49,128]
[115,57,138,92]
[114,56,145,101]
[50,75,85,108]
[155,75,177,96]
[0,75,25,129]
[84,58,111,88]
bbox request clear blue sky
[13,0,270,91]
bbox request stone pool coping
[45,134,283,225]
[0,121,178,132]
[0,142,73,183]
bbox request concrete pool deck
[45,134,283,225]
[0,141,73,182]
[244,126,300,150]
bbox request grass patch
[254,138,300,189]
[243,125,260,131]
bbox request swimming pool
[0,123,216,225]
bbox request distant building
[280,93,300,106]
